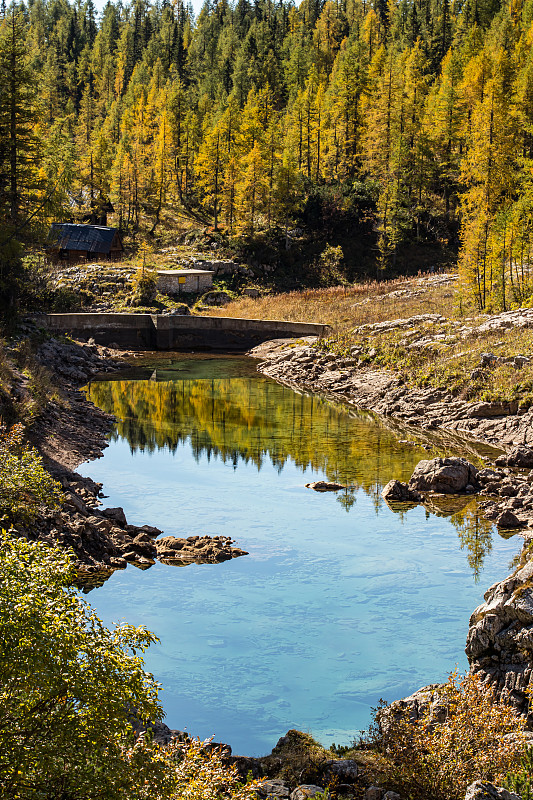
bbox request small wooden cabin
[49,223,124,262]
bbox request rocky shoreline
[19,327,533,800]
[22,335,248,587]
[251,330,533,785]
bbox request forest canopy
[1,0,533,307]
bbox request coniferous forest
[2,0,533,307]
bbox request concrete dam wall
[32,313,330,351]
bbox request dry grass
[205,271,533,406]
[318,317,533,406]
[204,274,458,331]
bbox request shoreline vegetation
[5,273,533,797]
[6,0,533,786]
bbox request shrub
[0,532,170,799]
[375,672,525,800]
[506,745,533,798]
[0,532,260,800]
[0,423,63,524]
[131,266,157,306]
[311,244,346,287]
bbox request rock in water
[495,445,533,468]
[381,479,422,503]
[408,457,478,494]
[495,509,522,528]
[305,481,346,492]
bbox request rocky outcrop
[251,338,533,452]
[156,535,248,564]
[407,457,478,494]
[464,782,521,800]
[378,684,447,741]
[466,558,533,720]
[496,446,533,469]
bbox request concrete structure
[32,313,330,351]
[157,269,213,295]
[48,224,124,262]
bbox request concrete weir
[32,313,330,351]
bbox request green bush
[0,532,169,799]
[0,533,260,800]
[130,266,157,306]
[0,423,63,524]
[506,745,533,798]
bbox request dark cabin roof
[49,223,120,254]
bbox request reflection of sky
[83,359,520,757]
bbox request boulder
[103,507,127,526]
[201,290,232,306]
[464,782,521,800]
[168,304,191,315]
[381,480,422,503]
[496,446,533,469]
[254,781,290,799]
[321,760,359,781]
[495,509,522,528]
[408,457,478,494]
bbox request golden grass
[204,271,533,406]
[203,274,458,331]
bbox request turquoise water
[82,354,519,756]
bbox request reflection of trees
[451,502,494,583]
[86,376,429,496]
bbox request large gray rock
[378,684,447,741]
[202,290,232,306]
[408,457,478,494]
[464,781,521,800]
[321,759,359,781]
[255,780,290,799]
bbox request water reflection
[83,357,520,753]
[87,371,430,505]
[86,358,512,580]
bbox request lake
[81,353,518,756]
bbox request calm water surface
[82,354,519,756]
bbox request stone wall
[32,313,330,351]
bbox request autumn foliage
[375,672,526,800]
